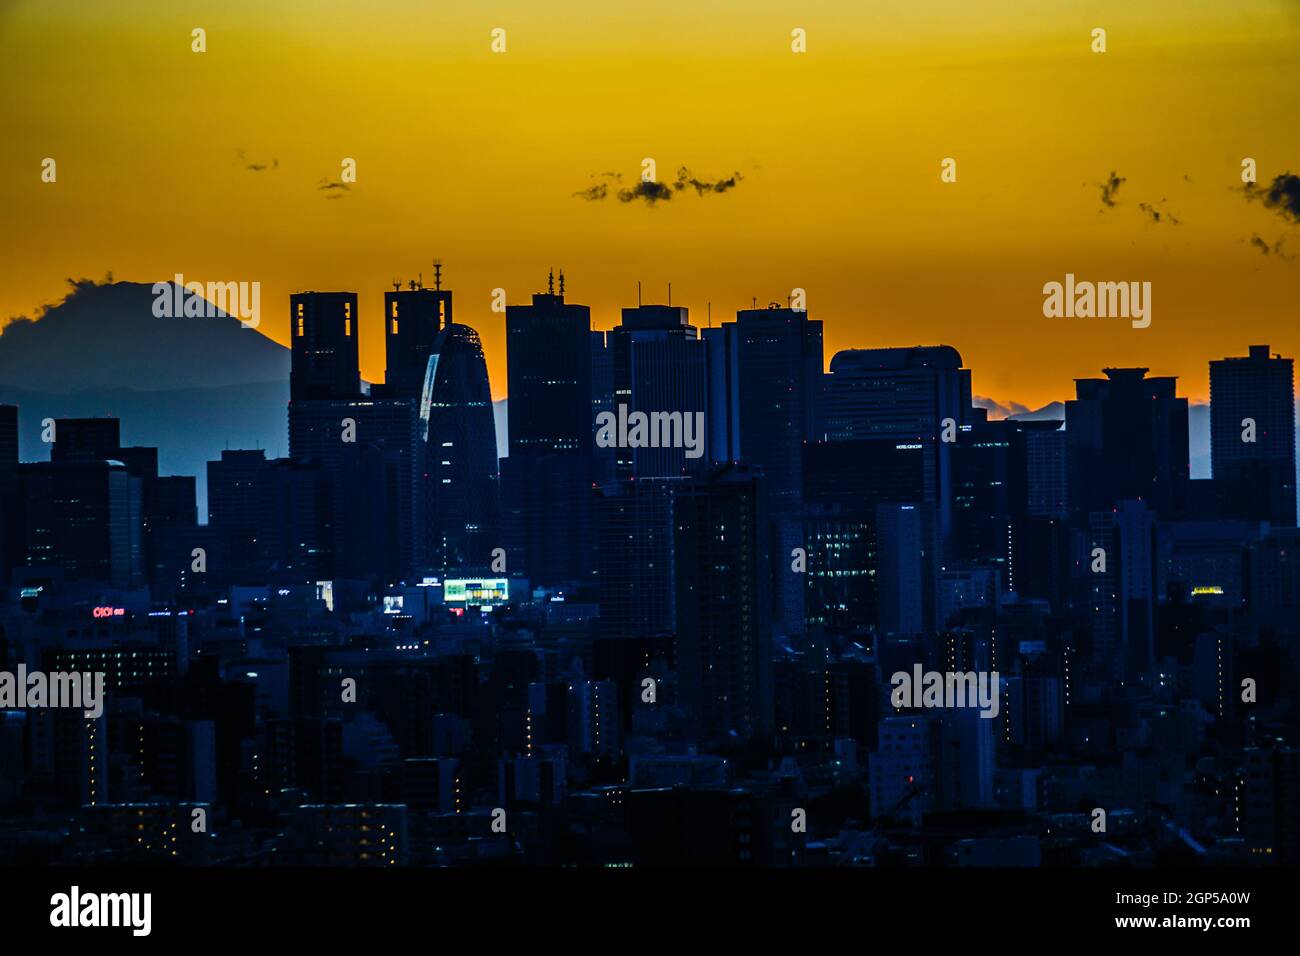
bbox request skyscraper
[1088,498,1157,677]
[802,438,933,636]
[673,464,774,741]
[17,459,139,588]
[608,304,709,479]
[385,273,453,400]
[729,305,823,513]
[596,477,682,640]
[718,304,824,639]
[420,320,499,572]
[1210,344,1296,527]
[49,417,121,463]
[1065,367,1189,523]
[501,272,597,586]
[824,346,974,550]
[289,291,421,580]
[290,292,360,400]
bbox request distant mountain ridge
[0,279,288,392]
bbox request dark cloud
[236,149,277,173]
[1099,170,1125,208]
[1248,234,1293,259]
[1138,200,1180,225]
[617,180,674,205]
[671,166,743,196]
[1244,172,1300,224]
[574,182,609,201]
[577,165,745,206]
[317,178,351,199]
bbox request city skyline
[5,0,1300,921]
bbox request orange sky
[2,0,1298,406]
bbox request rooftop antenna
[707,302,712,327]
[548,268,555,295]
[392,280,401,292]
[752,295,757,308]
[637,281,642,307]
[668,282,672,306]
[417,271,423,290]
[432,260,443,291]
[559,269,565,296]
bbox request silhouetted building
[49,417,121,463]
[17,459,141,588]
[290,292,361,400]
[674,464,774,741]
[608,304,710,479]
[1089,498,1157,677]
[420,321,499,572]
[596,477,682,639]
[824,346,973,549]
[1210,344,1296,527]
[802,439,934,635]
[501,273,597,586]
[1066,367,1189,522]
[385,279,452,400]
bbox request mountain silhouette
[0,279,290,516]
[0,279,288,391]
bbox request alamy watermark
[1042,273,1150,329]
[152,273,260,328]
[0,666,106,718]
[595,404,705,459]
[890,665,1000,719]
[50,886,151,936]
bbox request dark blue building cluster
[0,275,1296,868]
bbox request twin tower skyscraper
[287,268,498,582]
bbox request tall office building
[1088,498,1157,677]
[1065,367,1189,523]
[17,459,139,588]
[208,449,278,573]
[49,417,121,462]
[952,418,1019,581]
[1210,344,1296,527]
[802,438,933,636]
[1024,423,1068,519]
[952,418,1068,594]
[824,346,974,549]
[875,503,930,637]
[501,273,597,586]
[290,292,360,400]
[206,451,331,584]
[420,321,499,572]
[596,477,683,640]
[289,292,420,580]
[608,304,710,479]
[729,305,823,513]
[673,464,774,741]
[384,273,453,400]
[710,305,823,639]
[290,397,420,581]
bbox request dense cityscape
[1,272,1297,869]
